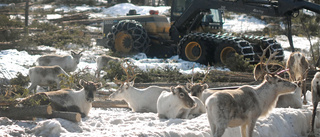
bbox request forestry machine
[97,0,320,65]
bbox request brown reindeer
[286,52,310,104]
[253,46,302,108]
[206,51,298,137]
[253,45,285,81]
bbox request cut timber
[46,111,81,122]
[0,100,18,107]
[0,105,52,120]
[92,100,129,108]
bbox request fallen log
[92,100,128,108]
[46,111,81,122]
[0,100,18,107]
[0,105,52,119]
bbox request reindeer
[157,85,196,119]
[254,46,302,108]
[95,55,122,79]
[286,52,310,104]
[310,72,320,136]
[20,79,102,118]
[206,51,298,137]
[186,65,210,101]
[109,62,169,113]
[37,50,83,72]
[28,65,70,93]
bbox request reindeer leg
[302,80,308,104]
[247,119,257,137]
[28,83,37,94]
[311,101,318,134]
[241,124,247,137]
[215,124,227,137]
[95,69,101,79]
[207,105,218,137]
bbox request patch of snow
[101,3,170,17]
[223,14,267,33]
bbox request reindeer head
[171,85,196,109]
[109,61,136,101]
[254,45,285,81]
[264,74,297,95]
[186,83,209,97]
[71,50,83,65]
[186,65,210,98]
[80,79,102,102]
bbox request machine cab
[171,0,224,33]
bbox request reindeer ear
[71,51,76,56]
[186,83,192,90]
[203,83,209,89]
[170,86,175,94]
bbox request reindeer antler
[257,45,271,74]
[113,74,123,85]
[114,61,137,85]
[200,64,211,84]
[121,61,136,83]
[265,50,279,74]
[188,64,196,85]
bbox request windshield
[202,9,222,23]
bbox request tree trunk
[0,105,52,120]
[46,111,81,122]
[92,100,129,108]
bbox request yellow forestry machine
[97,0,320,65]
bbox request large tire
[214,36,255,64]
[106,20,150,53]
[178,33,212,64]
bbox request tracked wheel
[178,34,211,64]
[106,20,150,53]
[218,46,237,64]
[243,35,284,62]
[214,36,255,64]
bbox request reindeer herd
[16,48,320,137]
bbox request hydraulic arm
[170,0,320,51]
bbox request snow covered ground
[1,3,320,137]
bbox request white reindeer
[310,72,320,136]
[286,52,310,104]
[276,86,302,108]
[37,50,83,72]
[206,74,297,137]
[188,96,206,118]
[28,65,70,93]
[20,79,102,117]
[109,81,169,113]
[157,85,196,119]
[109,62,169,113]
[95,55,122,79]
